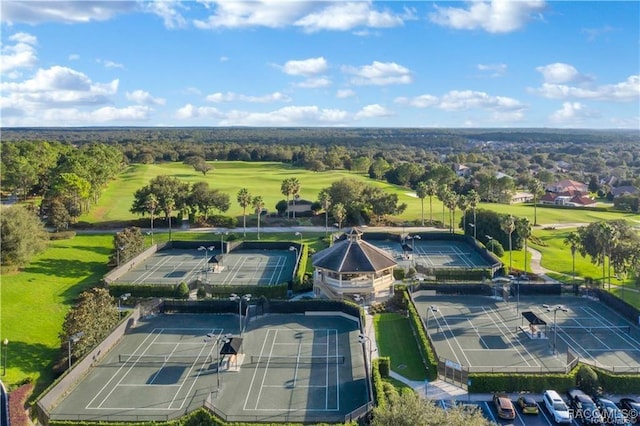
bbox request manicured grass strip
[79,161,634,226]
[0,234,113,393]
[374,312,428,381]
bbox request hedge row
[371,359,386,411]
[596,367,640,394]
[467,369,578,393]
[403,288,438,380]
[206,284,287,299]
[108,283,288,299]
[433,268,492,282]
[108,283,181,298]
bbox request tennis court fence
[249,355,346,365]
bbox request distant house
[286,198,313,216]
[611,186,639,198]
[540,192,596,207]
[511,191,534,204]
[556,161,572,172]
[496,171,511,180]
[546,179,588,194]
[453,163,471,178]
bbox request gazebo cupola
[311,227,397,301]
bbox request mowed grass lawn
[374,312,428,381]
[79,161,637,226]
[0,234,112,393]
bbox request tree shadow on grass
[22,259,108,280]
[4,340,60,400]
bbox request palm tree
[280,178,294,219]
[501,214,515,275]
[457,194,470,235]
[598,222,619,290]
[144,193,158,244]
[290,178,301,220]
[318,189,331,237]
[332,203,346,229]
[516,217,532,275]
[164,196,175,241]
[252,196,265,240]
[528,178,544,226]
[437,184,450,229]
[445,191,459,233]
[415,181,428,226]
[425,179,437,225]
[468,189,480,239]
[564,231,581,285]
[236,188,252,237]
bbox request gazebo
[311,227,397,301]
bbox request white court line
[169,336,219,410]
[244,329,273,411]
[254,329,278,410]
[265,256,285,286]
[135,256,173,283]
[482,307,536,367]
[466,319,490,349]
[534,308,594,361]
[431,312,466,366]
[450,245,473,268]
[582,306,640,349]
[94,330,166,409]
[334,329,340,411]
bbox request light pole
[289,245,299,261]
[198,245,215,282]
[2,339,8,376]
[68,331,84,370]
[116,245,126,267]
[358,333,375,371]
[216,232,228,266]
[407,235,421,259]
[205,333,232,390]
[118,293,131,312]
[230,293,251,336]
[294,231,303,245]
[425,305,438,335]
[543,304,568,356]
[468,223,475,237]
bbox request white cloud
[193,1,408,32]
[68,53,80,61]
[477,63,507,77]
[1,105,151,126]
[429,0,546,34]
[282,57,327,76]
[98,59,124,69]
[394,94,438,108]
[536,63,580,84]
[439,90,525,112]
[205,91,291,103]
[219,56,229,62]
[218,105,349,126]
[175,103,223,119]
[126,90,166,106]
[295,77,332,88]
[1,1,136,24]
[354,104,392,119]
[1,32,38,73]
[143,0,187,29]
[1,66,118,107]
[343,61,412,86]
[550,102,598,124]
[336,89,356,99]
[531,75,639,102]
[194,1,312,29]
[294,2,404,33]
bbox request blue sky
[1,1,638,128]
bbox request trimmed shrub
[175,282,190,299]
[576,364,600,396]
[371,358,386,410]
[196,286,207,299]
[486,239,504,257]
[48,231,76,240]
[378,356,391,378]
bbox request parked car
[493,393,516,420]
[596,397,631,425]
[566,389,603,425]
[619,398,640,424]
[517,395,539,414]
[543,390,572,424]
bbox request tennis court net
[119,354,214,364]
[250,355,345,365]
[554,325,631,334]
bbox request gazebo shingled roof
[311,227,397,273]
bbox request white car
[544,390,572,424]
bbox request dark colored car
[493,393,516,420]
[566,389,603,425]
[596,397,631,425]
[619,399,640,424]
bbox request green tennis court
[414,294,640,374]
[49,313,369,423]
[114,248,296,286]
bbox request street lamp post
[543,304,568,356]
[116,245,126,267]
[216,232,228,266]
[230,293,251,336]
[118,293,131,312]
[289,246,299,266]
[358,333,374,371]
[425,305,438,335]
[198,245,215,282]
[468,223,475,237]
[294,231,303,245]
[68,331,84,370]
[2,339,8,376]
[205,332,232,391]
